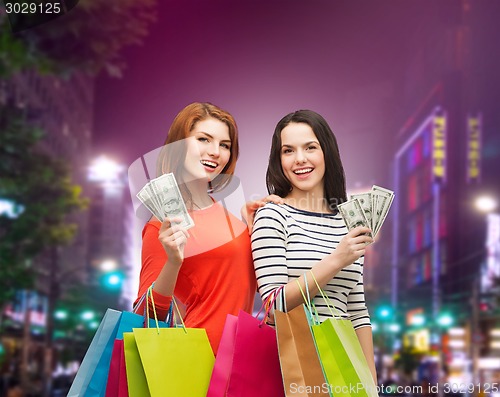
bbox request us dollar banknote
[338,198,373,238]
[136,173,194,229]
[350,192,373,231]
[342,185,395,239]
[137,184,163,221]
[371,185,394,236]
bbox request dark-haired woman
[251,110,377,382]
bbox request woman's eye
[198,137,209,143]
[307,145,317,150]
[282,149,292,154]
[221,143,231,149]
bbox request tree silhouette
[0,102,88,309]
[0,0,157,78]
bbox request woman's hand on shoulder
[241,194,284,233]
[330,226,373,268]
[158,217,189,267]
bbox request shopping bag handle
[295,273,320,325]
[146,286,188,334]
[171,297,187,334]
[133,283,173,327]
[277,285,287,313]
[146,286,161,334]
[309,270,344,320]
[257,285,284,327]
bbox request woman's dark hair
[266,109,347,211]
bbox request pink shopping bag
[118,340,129,397]
[206,314,238,396]
[226,310,285,397]
[105,340,129,397]
[207,288,285,397]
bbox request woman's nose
[295,150,307,163]
[208,143,220,157]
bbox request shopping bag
[206,313,238,397]
[68,306,169,397]
[67,309,121,397]
[132,296,215,397]
[312,319,377,397]
[227,310,285,397]
[275,304,330,397]
[122,287,173,397]
[118,339,129,397]
[123,332,149,397]
[105,340,129,397]
[207,288,285,397]
[309,274,378,397]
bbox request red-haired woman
[134,102,281,354]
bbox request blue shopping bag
[67,309,122,397]
[68,307,169,397]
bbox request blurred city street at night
[1,0,500,395]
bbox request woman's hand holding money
[158,216,190,266]
[329,226,373,268]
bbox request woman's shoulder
[147,215,163,226]
[255,202,290,222]
[256,201,291,213]
[142,217,162,237]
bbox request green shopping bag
[309,273,378,397]
[133,326,214,396]
[123,332,150,397]
[121,287,172,397]
[130,291,215,396]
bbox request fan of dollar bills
[136,173,194,229]
[338,185,394,238]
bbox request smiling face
[182,117,232,182]
[280,122,325,199]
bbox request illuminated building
[391,0,500,383]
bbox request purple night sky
[93,0,497,200]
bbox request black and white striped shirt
[251,203,371,329]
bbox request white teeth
[201,160,217,168]
[294,168,313,174]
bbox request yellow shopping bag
[130,290,215,397]
[123,332,150,397]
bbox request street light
[88,321,100,330]
[475,195,498,213]
[471,194,499,384]
[54,309,68,320]
[101,271,124,291]
[410,314,426,327]
[0,198,25,218]
[88,156,124,185]
[80,310,95,321]
[378,305,393,320]
[374,304,398,377]
[100,259,118,272]
[437,313,454,328]
[87,156,126,311]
